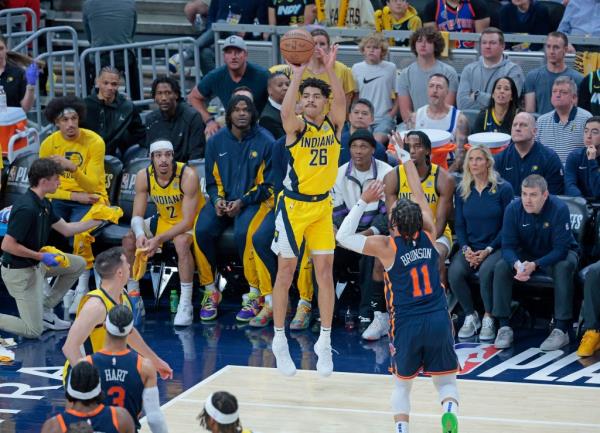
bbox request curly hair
[44,95,86,124]
[197,391,242,433]
[28,158,64,187]
[409,27,446,58]
[299,77,331,99]
[390,198,423,241]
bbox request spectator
[578,68,600,116]
[473,76,520,134]
[524,32,583,115]
[492,175,579,351]
[535,75,592,163]
[199,391,256,433]
[375,0,422,46]
[449,146,514,341]
[207,0,268,37]
[145,76,205,161]
[5,0,41,32]
[259,71,289,139]
[498,0,550,51]
[0,159,92,339]
[577,258,600,357]
[81,66,146,159]
[188,36,269,138]
[340,98,388,165]
[324,0,376,44]
[414,73,469,144]
[332,129,392,338]
[557,0,600,75]
[495,112,564,195]
[397,27,459,127]
[0,35,37,111]
[564,116,600,198]
[269,0,315,25]
[457,28,525,111]
[423,0,490,49]
[194,95,274,323]
[352,33,397,144]
[82,0,140,100]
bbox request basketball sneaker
[272,333,297,376]
[458,311,481,339]
[43,309,71,331]
[361,311,390,341]
[540,328,569,351]
[494,326,514,349]
[236,293,261,322]
[290,302,311,330]
[249,304,273,328]
[442,412,458,433]
[314,337,333,377]
[577,330,600,357]
[200,290,221,321]
[174,302,194,327]
[479,316,496,341]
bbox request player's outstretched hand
[155,357,173,380]
[288,61,307,78]
[389,131,410,164]
[361,180,384,204]
[318,44,338,71]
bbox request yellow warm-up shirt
[39,128,108,201]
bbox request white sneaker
[43,310,72,331]
[458,311,481,339]
[174,303,193,327]
[168,53,181,73]
[272,333,297,377]
[479,316,496,341]
[361,311,390,341]
[540,328,569,351]
[314,337,333,377]
[494,326,514,349]
[69,290,88,315]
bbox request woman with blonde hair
[448,145,514,341]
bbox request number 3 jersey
[284,116,341,196]
[384,231,447,318]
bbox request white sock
[76,271,90,294]
[264,294,272,307]
[205,282,216,293]
[443,400,458,415]
[249,286,260,296]
[127,279,139,293]
[298,299,311,309]
[395,421,409,433]
[180,282,193,305]
[274,326,285,337]
[319,327,331,344]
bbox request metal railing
[0,8,37,51]
[80,37,201,106]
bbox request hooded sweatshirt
[457,55,525,111]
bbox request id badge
[226,11,241,24]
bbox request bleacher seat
[506,52,546,76]
[104,156,124,205]
[1,151,38,209]
[462,109,480,132]
[446,49,479,75]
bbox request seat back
[2,151,38,209]
[542,1,565,32]
[187,158,207,197]
[117,157,156,222]
[104,156,123,205]
[557,195,592,248]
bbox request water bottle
[170,289,179,314]
[345,306,354,331]
[252,17,261,39]
[0,86,7,113]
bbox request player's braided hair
[390,198,423,243]
[65,361,104,406]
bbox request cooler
[0,107,28,157]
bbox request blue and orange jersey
[384,230,447,318]
[54,404,119,433]
[434,0,477,49]
[89,349,145,430]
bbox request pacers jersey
[397,164,452,240]
[89,349,145,430]
[147,162,201,223]
[283,116,341,196]
[54,405,119,433]
[384,231,446,318]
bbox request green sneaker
[442,412,458,433]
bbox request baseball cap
[349,128,377,148]
[223,35,247,52]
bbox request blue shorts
[389,309,459,379]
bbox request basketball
[280,29,315,66]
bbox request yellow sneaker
[577,330,600,357]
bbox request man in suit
[259,71,290,139]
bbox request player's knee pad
[432,374,459,405]
[391,377,413,415]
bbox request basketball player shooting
[270,44,345,377]
[336,133,460,433]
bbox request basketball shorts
[389,309,459,379]
[272,194,335,258]
[144,215,193,238]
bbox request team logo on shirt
[250,150,258,159]
[7,76,13,82]
[531,165,539,172]
[543,222,550,228]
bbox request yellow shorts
[272,193,334,258]
[144,215,193,238]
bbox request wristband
[131,216,145,239]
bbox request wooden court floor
[140,365,600,433]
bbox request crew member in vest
[41,360,135,433]
[88,305,168,433]
[62,247,173,380]
[199,391,256,433]
[122,139,203,327]
[383,130,455,287]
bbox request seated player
[565,116,600,198]
[41,361,135,433]
[88,305,168,433]
[336,140,459,433]
[122,139,203,327]
[199,391,256,433]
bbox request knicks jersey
[384,231,447,318]
[54,405,119,433]
[90,349,145,429]
[397,164,452,240]
[434,0,476,49]
[283,116,341,196]
[147,162,201,223]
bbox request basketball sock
[249,286,260,296]
[264,294,273,307]
[205,282,216,293]
[319,327,331,345]
[127,279,140,293]
[298,299,311,309]
[395,421,409,432]
[274,326,285,336]
[443,400,458,415]
[180,282,193,305]
[76,271,90,294]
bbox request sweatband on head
[150,140,174,154]
[67,374,102,400]
[105,313,134,337]
[57,107,77,120]
[204,393,238,424]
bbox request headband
[57,107,77,120]
[204,393,238,424]
[150,140,174,154]
[67,373,102,400]
[105,314,134,337]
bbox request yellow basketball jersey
[397,163,452,240]
[147,162,200,223]
[283,116,341,196]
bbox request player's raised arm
[321,44,346,131]
[280,63,306,139]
